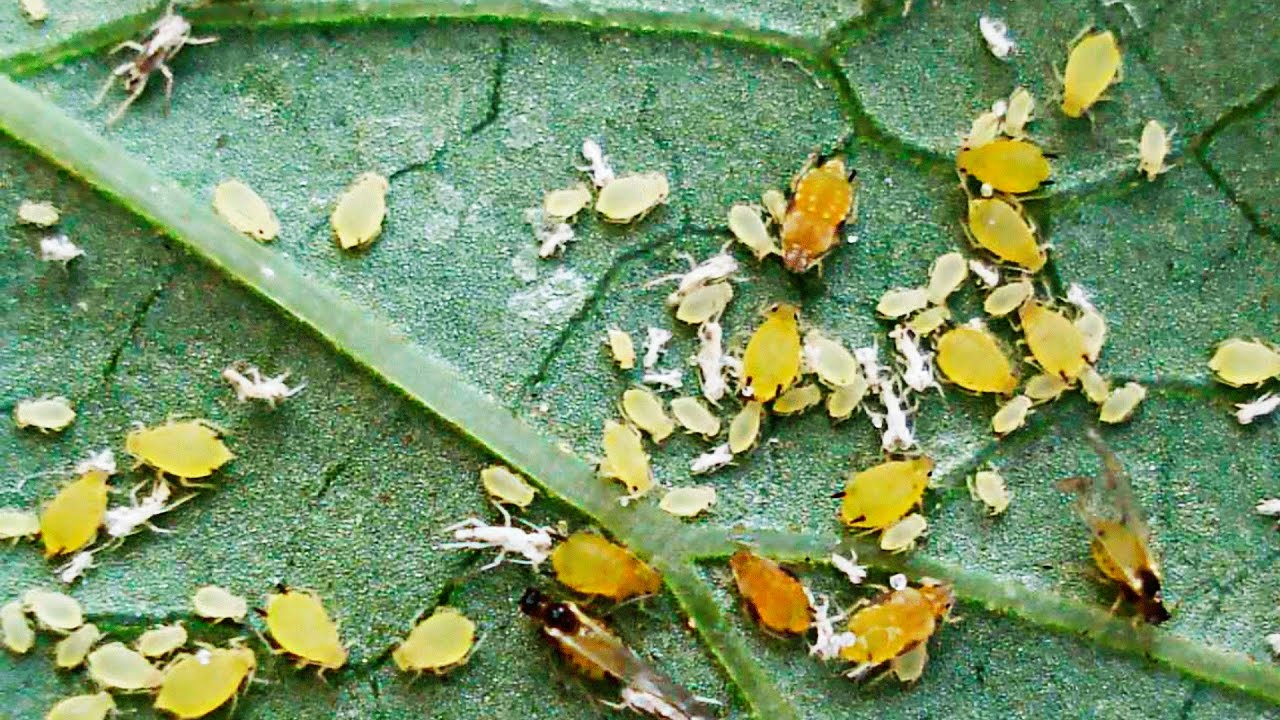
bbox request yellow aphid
[124,419,233,481]
[781,157,857,273]
[1061,30,1122,118]
[803,331,860,387]
[192,585,248,623]
[0,508,40,542]
[605,328,636,370]
[2,601,35,654]
[935,325,1018,394]
[1099,382,1147,424]
[1024,372,1069,403]
[265,588,347,671]
[480,465,537,508]
[392,607,476,674]
[926,252,968,305]
[87,642,163,690]
[992,395,1034,435]
[827,377,868,421]
[675,282,733,324]
[968,470,1010,515]
[876,287,929,318]
[728,401,763,454]
[17,199,60,226]
[1136,120,1172,181]
[840,457,933,530]
[331,172,389,250]
[551,532,661,601]
[880,513,928,553]
[23,589,83,632]
[14,396,76,432]
[773,383,822,415]
[669,397,720,438]
[658,486,717,518]
[1019,301,1088,381]
[963,111,1001,150]
[40,471,109,558]
[841,583,953,673]
[621,388,674,443]
[967,197,1045,271]
[729,550,812,634]
[154,645,256,719]
[984,279,1034,317]
[728,204,779,260]
[1074,305,1107,364]
[599,420,653,499]
[761,188,788,224]
[742,303,802,402]
[55,623,102,668]
[543,184,592,221]
[1002,87,1035,138]
[595,172,669,223]
[1208,338,1280,387]
[956,139,1051,194]
[136,622,187,657]
[1079,365,1111,404]
[213,179,279,242]
[46,693,116,720]
[908,305,952,336]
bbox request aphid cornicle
[742,303,802,402]
[1057,430,1170,624]
[1060,29,1122,118]
[780,156,857,273]
[729,549,812,635]
[840,580,954,681]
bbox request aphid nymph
[94,3,217,125]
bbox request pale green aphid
[600,420,653,498]
[827,376,868,421]
[880,513,928,553]
[876,287,929,318]
[595,172,669,223]
[1208,338,1280,387]
[606,328,637,370]
[191,585,248,623]
[803,331,861,387]
[991,395,1033,435]
[22,588,83,632]
[1099,382,1147,424]
[968,470,1010,515]
[621,388,675,442]
[1002,87,1035,139]
[55,623,103,669]
[480,465,537,508]
[761,188,788,224]
[728,204,779,260]
[926,252,968,304]
[670,397,721,438]
[213,179,279,242]
[14,396,75,433]
[331,172,389,250]
[2,600,35,654]
[45,692,116,720]
[728,401,763,454]
[1136,120,1173,181]
[392,607,476,674]
[908,306,952,337]
[135,622,187,657]
[17,199,60,227]
[659,486,717,518]
[983,280,1033,317]
[675,282,733,324]
[773,383,822,416]
[0,508,40,542]
[1024,372,1069,403]
[1079,365,1111,405]
[87,641,163,690]
[543,184,592,221]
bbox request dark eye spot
[545,604,580,634]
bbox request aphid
[1066,283,1107,363]
[880,513,928,553]
[956,139,1052,194]
[221,363,305,406]
[191,585,247,623]
[87,641,163,690]
[75,449,118,476]
[968,259,1001,288]
[907,305,951,337]
[890,326,937,393]
[871,384,916,451]
[963,111,1002,150]
[578,139,616,188]
[212,180,279,241]
[264,587,348,671]
[1002,87,1035,138]
[1024,372,1070,403]
[14,396,76,432]
[1208,338,1280,387]
[669,397,720,438]
[46,692,117,720]
[1257,498,1280,518]
[18,199,60,226]
[93,4,217,124]
[968,470,1010,515]
[19,0,49,23]
[660,252,739,306]
[57,551,97,584]
[826,378,868,421]
[23,588,84,632]
[153,644,257,719]
[926,252,968,304]
[1057,431,1170,624]
[690,443,734,475]
[40,471,110,557]
[1135,120,1172,181]
[392,607,476,675]
[55,623,103,669]
[839,457,933,530]
[102,479,188,543]
[1060,30,1122,118]
[595,173,669,224]
[1099,382,1147,424]
[136,622,187,657]
[659,486,717,518]
[39,235,86,264]
[544,184,593,221]
[728,204,779,260]
[781,157,857,273]
[520,589,716,720]
[124,419,234,482]
[831,550,868,585]
[773,383,822,416]
[600,420,654,500]
[978,16,1016,59]
[621,388,675,443]
[992,394,1034,435]
[741,303,802,402]
[1079,365,1111,404]
[526,207,576,258]
[875,287,929,319]
[760,188,788,224]
[480,465,537,508]
[935,324,1018,394]
[729,550,812,634]
[840,581,954,680]
[967,198,1045,271]
[693,321,729,404]
[806,590,856,661]
[0,508,40,542]
[803,330,861,387]
[854,345,888,390]
[606,328,637,370]
[331,172,389,250]
[2,601,35,654]
[728,401,763,454]
[675,282,733,325]
[641,368,683,390]
[1019,301,1089,381]
[1236,393,1279,425]
[440,503,554,570]
[641,327,672,370]
[550,532,661,601]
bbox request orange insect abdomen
[781,160,853,272]
[729,550,812,634]
[841,584,953,665]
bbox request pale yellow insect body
[876,287,929,318]
[967,470,1010,515]
[22,589,84,632]
[392,607,476,674]
[803,331,861,387]
[621,388,674,443]
[17,199,60,226]
[984,280,1034,317]
[1079,365,1111,404]
[331,172,389,250]
[2,600,35,654]
[543,184,592,221]
[728,401,763,454]
[841,457,933,530]
[595,172,669,223]
[154,645,257,719]
[890,642,929,683]
[1136,120,1172,181]
[87,642,163,690]
[125,419,233,481]
[728,204,779,260]
[1099,382,1147,424]
[46,693,116,720]
[658,486,717,518]
[136,622,187,657]
[964,111,1001,150]
[14,396,76,432]
[55,623,103,668]
[675,282,733,324]
[669,397,721,438]
[991,395,1034,435]
[40,470,109,557]
[908,306,952,336]
[1019,301,1089,381]
[935,324,1018,394]
[742,303,802,402]
[191,585,248,623]
[968,198,1045,271]
[1074,305,1108,364]
[600,420,653,498]
[880,513,928,553]
[1208,338,1280,387]
[1024,372,1069,403]
[264,589,348,671]
[773,383,822,416]
[1002,87,1035,138]
[761,188,788,224]
[926,252,968,304]
[480,465,537,508]
[606,328,637,370]
[827,377,868,421]
[956,139,1052,194]
[1061,30,1122,118]
[213,179,279,241]
[0,508,40,542]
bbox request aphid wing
[1084,431,1149,539]
[547,612,651,682]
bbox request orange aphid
[781,157,856,273]
[729,550,812,635]
[841,581,953,676]
[550,532,661,601]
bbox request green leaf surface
[2,1,1279,718]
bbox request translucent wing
[1084,429,1149,539]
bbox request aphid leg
[186,34,220,46]
[93,63,134,105]
[106,75,150,125]
[158,62,175,114]
[1068,24,1097,47]
[108,40,147,55]
[478,550,509,572]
